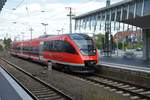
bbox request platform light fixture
[41,23,48,35]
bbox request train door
[61,41,78,63]
[20,43,23,55]
[39,41,45,62]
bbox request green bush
[0,45,3,51]
[124,42,143,49]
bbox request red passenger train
[10,33,99,73]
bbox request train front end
[69,34,98,73]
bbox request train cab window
[54,40,76,54]
[63,41,76,54]
[69,34,96,55]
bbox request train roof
[12,33,90,43]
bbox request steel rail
[0,58,73,100]
[78,74,150,100]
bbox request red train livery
[10,33,99,73]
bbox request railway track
[77,73,150,100]
[1,56,150,100]
[0,58,72,100]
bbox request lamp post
[65,7,75,34]
[116,27,120,56]
[21,32,24,41]
[61,28,64,34]
[41,23,48,34]
[57,30,61,35]
[29,27,33,40]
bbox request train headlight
[93,49,96,53]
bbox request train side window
[43,40,76,54]
[16,46,21,50]
[55,40,64,52]
[43,42,48,51]
[43,41,56,51]
[32,46,39,55]
[50,41,55,51]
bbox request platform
[97,56,150,88]
[99,56,150,73]
[0,66,33,100]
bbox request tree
[105,32,109,51]
[110,34,115,53]
[95,33,105,49]
[3,38,12,50]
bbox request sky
[0,0,122,40]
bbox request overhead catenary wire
[13,0,25,10]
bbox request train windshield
[69,34,96,56]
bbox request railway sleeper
[40,95,63,100]
[130,96,140,100]
[36,92,58,98]
[120,85,130,88]
[32,89,52,93]
[115,91,124,94]
[102,80,113,84]
[107,82,120,85]
[55,99,66,100]
[107,81,119,85]
[122,93,130,97]
[115,83,124,86]
[124,87,137,90]
[140,91,150,95]
[37,94,62,100]
[29,87,48,90]
[132,89,145,93]
[109,88,117,92]
[92,78,114,85]
[34,91,55,95]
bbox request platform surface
[0,66,33,100]
[99,56,150,73]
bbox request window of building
[129,3,135,19]
[136,0,142,17]
[143,0,150,16]
[122,5,128,20]
[116,8,121,21]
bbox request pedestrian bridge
[73,0,150,61]
[74,0,150,31]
